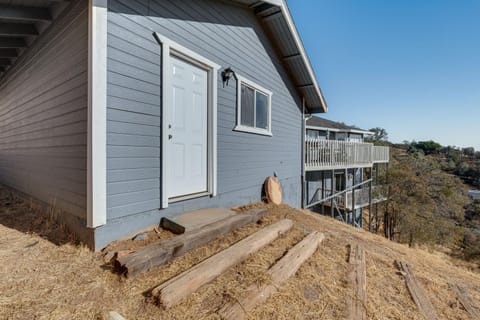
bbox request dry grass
[0,188,479,319]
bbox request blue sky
[288,0,480,150]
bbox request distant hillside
[406,140,480,188]
[378,143,480,264]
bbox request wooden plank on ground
[347,244,367,320]
[219,231,325,320]
[449,283,480,319]
[115,208,268,277]
[152,219,294,309]
[396,260,439,320]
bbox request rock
[303,285,319,301]
[109,311,126,320]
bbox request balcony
[305,139,389,171]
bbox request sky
[288,0,480,150]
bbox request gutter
[301,98,307,209]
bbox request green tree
[409,140,442,155]
[383,148,466,247]
[368,127,388,141]
[463,147,475,157]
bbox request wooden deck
[305,139,389,171]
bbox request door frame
[154,32,220,208]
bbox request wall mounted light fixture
[221,67,237,87]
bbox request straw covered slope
[0,188,479,319]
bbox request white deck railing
[305,139,389,170]
[310,186,388,210]
[342,186,388,210]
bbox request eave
[231,0,328,113]
[0,0,71,80]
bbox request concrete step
[161,207,236,234]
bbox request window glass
[348,133,362,142]
[307,129,319,139]
[240,84,254,127]
[255,91,268,129]
[336,132,346,141]
[236,78,272,135]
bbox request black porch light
[221,67,237,87]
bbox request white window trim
[234,75,273,136]
[87,0,107,228]
[154,32,220,209]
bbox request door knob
[168,134,173,140]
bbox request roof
[306,116,373,135]
[0,0,328,113]
[230,0,327,114]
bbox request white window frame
[234,75,273,136]
[154,32,220,209]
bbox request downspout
[301,98,306,209]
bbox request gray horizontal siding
[105,0,302,225]
[0,1,88,220]
[96,175,300,248]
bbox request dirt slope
[0,189,479,320]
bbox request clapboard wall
[0,1,89,232]
[97,0,304,246]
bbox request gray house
[0,0,327,249]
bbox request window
[235,76,272,136]
[347,133,363,142]
[306,129,327,140]
[306,129,319,140]
[336,132,346,141]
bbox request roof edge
[247,0,327,113]
[306,125,373,135]
[276,0,328,113]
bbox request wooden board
[115,208,268,277]
[449,283,480,319]
[396,260,439,320]
[219,231,325,320]
[265,176,282,205]
[347,244,367,320]
[151,219,294,309]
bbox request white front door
[167,55,208,198]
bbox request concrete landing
[162,208,236,234]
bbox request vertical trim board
[87,0,108,228]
